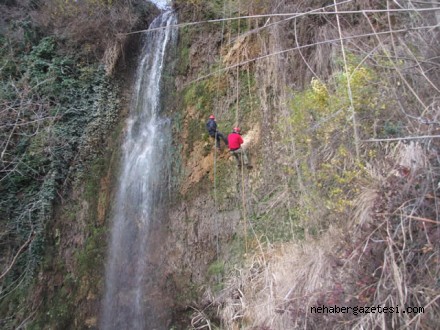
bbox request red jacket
[228,132,243,150]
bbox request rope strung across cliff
[120,5,439,36]
[187,23,440,86]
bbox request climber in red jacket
[227,127,252,169]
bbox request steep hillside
[162,0,440,328]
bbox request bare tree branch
[363,135,440,142]
[0,230,35,281]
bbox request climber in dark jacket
[206,114,228,148]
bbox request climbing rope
[235,0,264,260]
[212,0,266,263]
[212,0,228,259]
[236,5,267,261]
[232,0,247,255]
[213,133,219,256]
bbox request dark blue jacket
[206,119,217,136]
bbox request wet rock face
[150,192,241,302]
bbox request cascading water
[101,9,176,330]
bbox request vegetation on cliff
[0,0,157,327]
[170,0,440,329]
[0,0,439,329]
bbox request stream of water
[100,10,177,329]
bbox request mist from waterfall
[101,10,177,329]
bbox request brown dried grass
[214,139,439,329]
[213,227,342,329]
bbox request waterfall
[101,10,177,329]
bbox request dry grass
[102,36,127,75]
[212,228,343,329]
[210,139,439,329]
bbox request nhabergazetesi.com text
[311,305,424,316]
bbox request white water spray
[101,10,177,329]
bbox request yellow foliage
[311,77,329,107]
[284,59,382,225]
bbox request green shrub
[285,58,381,226]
